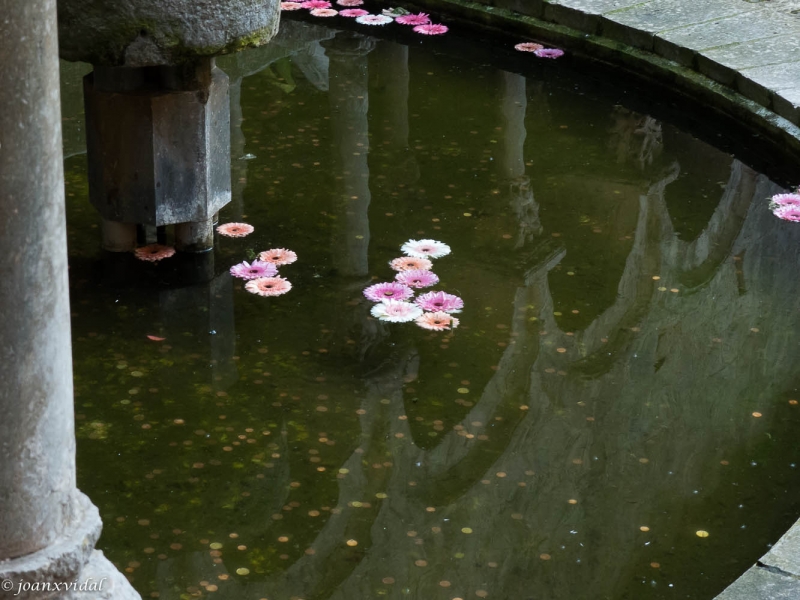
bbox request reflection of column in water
[497,71,541,248]
[227,77,247,220]
[158,258,238,392]
[323,33,376,278]
[369,41,419,185]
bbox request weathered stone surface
[772,85,800,125]
[716,565,800,600]
[0,0,77,561]
[58,0,281,67]
[656,9,794,53]
[605,0,754,32]
[64,550,141,600]
[83,60,231,229]
[761,518,800,576]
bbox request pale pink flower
[515,42,543,52]
[534,48,564,59]
[339,8,368,16]
[364,282,414,302]
[774,206,800,222]
[134,244,175,262]
[395,269,439,289]
[415,291,464,313]
[230,260,278,280]
[413,23,448,35]
[389,256,433,272]
[401,239,451,259]
[371,300,423,323]
[770,193,800,211]
[301,0,331,7]
[416,311,458,331]
[216,222,254,238]
[337,0,364,5]
[395,12,430,25]
[259,248,298,265]
[245,276,292,297]
[356,14,393,25]
[311,7,337,16]
[280,1,303,9]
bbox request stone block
[607,0,754,33]
[773,88,800,127]
[83,62,231,227]
[716,565,800,600]
[58,0,281,67]
[737,61,800,112]
[544,2,603,34]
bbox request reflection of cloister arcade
[125,21,800,600]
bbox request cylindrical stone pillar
[0,0,78,561]
[0,1,140,598]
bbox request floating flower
[355,14,393,25]
[534,48,564,59]
[337,0,363,5]
[134,244,175,262]
[310,7,337,16]
[245,276,292,297]
[230,260,278,280]
[371,300,423,323]
[364,282,414,302]
[301,0,331,7]
[401,239,451,259]
[515,42,544,52]
[216,222,254,238]
[770,192,800,211]
[416,311,459,331]
[259,248,298,265]
[395,12,430,25]
[413,23,448,35]
[773,206,800,222]
[389,256,433,272]
[280,1,303,9]
[396,269,439,289]
[339,8,368,16]
[415,291,464,313]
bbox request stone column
[0,0,139,598]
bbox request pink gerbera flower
[534,48,564,59]
[416,311,459,331]
[395,12,431,25]
[230,260,278,280]
[770,193,800,211]
[245,276,292,297]
[396,269,439,289]
[339,8,368,16]
[310,7,337,16]
[134,244,175,262]
[413,23,448,35]
[301,0,331,7]
[355,14,393,25]
[415,291,464,313]
[363,282,414,302]
[216,222,254,238]
[401,239,451,259]
[389,256,433,272]
[280,1,303,9]
[337,0,363,5]
[258,248,298,265]
[515,42,544,52]
[774,206,800,222]
[371,300,423,323]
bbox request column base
[0,492,139,600]
[175,218,214,253]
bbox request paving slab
[716,565,800,600]
[605,0,755,32]
[656,9,794,53]
[761,518,800,575]
[737,60,800,107]
[773,85,800,125]
[697,34,800,87]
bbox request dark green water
[61,18,800,600]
